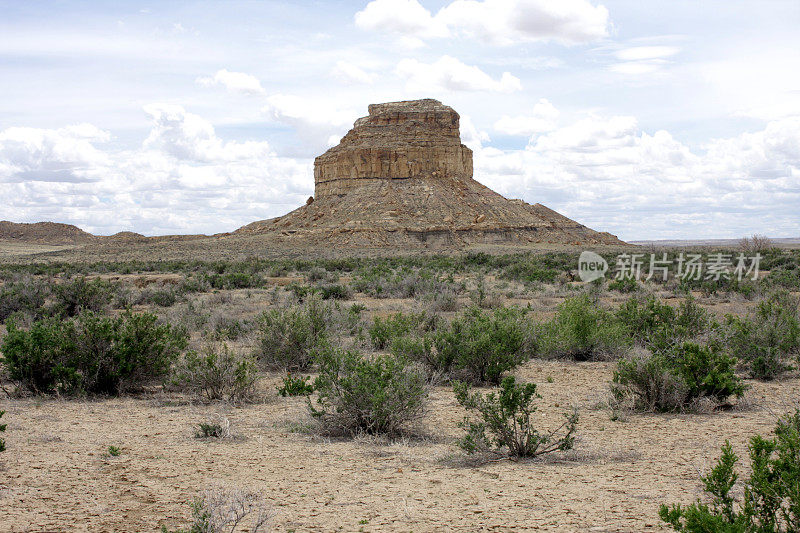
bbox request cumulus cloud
[3,101,798,240]
[331,60,378,85]
[459,115,491,151]
[396,56,522,93]
[0,105,311,235]
[493,98,559,136]
[473,110,800,239]
[354,0,449,39]
[196,69,266,95]
[143,104,274,162]
[261,94,359,153]
[0,124,112,183]
[355,0,610,45]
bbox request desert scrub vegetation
[0,275,116,324]
[0,275,49,324]
[288,281,351,301]
[254,296,332,371]
[616,295,711,354]
[277,373,315,396]
[611,342,746,412]
[308,345,428,436]
[433,306,535,384]
[162,486,272,533]
[537,294,627,361]
[367,311,436,350]
[498,253,568,284]
[350,265,461,299]
[607,276,639,293]
[171,343,258,403]
[195,418,232,439]
[454,376,578,459]
[50,276,116,317]
[0,311,188,395]
[721,290,799,379]
[660,409,800,532]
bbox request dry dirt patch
[2,361,798,532]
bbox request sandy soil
[3,362,798,532]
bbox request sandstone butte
[237,99,623,248]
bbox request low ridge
[0,221,96,245]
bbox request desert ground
[1,242,798,532]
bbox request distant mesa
[237,98,622,247]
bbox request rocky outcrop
[238,98,624,248]
[314,99,473,198]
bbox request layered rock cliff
[237,99,623,247]
[314,99,473,198]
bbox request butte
[237,99,622,248]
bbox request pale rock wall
[314,99,473,198]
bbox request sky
[0,0,798,241]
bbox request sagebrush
[309,345,428,436]
[454,376,578,458]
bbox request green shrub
[309,346,428,436]
[318,283,351,300]
[608,277,639,293]
[765,263,800,290]
[1,311,187,395]
[368,312,428,350]
[723,291,799,379]
[389,335,435,367]
[538,294,627,360]
[288,282,351,301]
[660,410,800,532]
[254,296,331,370]
[674,342,746,402]
[0,410,6,452]
[611,352,688,412]
[141,287,179,307]
[172,344,258,403]
[107,445,121,457]
[50,276,114,317]
[617,296,712,356]
[616,295,677,345]
[611,343,745,412]
[195,420,230,439]
[0,276,49,323]
[277,374,315,396]
[501,260,559,284]
[434,307,534,384]
[453,376,578,458]
[203,271,263,290]
[351,266,456,299]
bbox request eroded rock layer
[314,99,473,198]
[238,99,623,247]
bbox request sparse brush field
[1,248,799,532]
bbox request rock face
[314,99,473,198]
[237,99,623,248]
